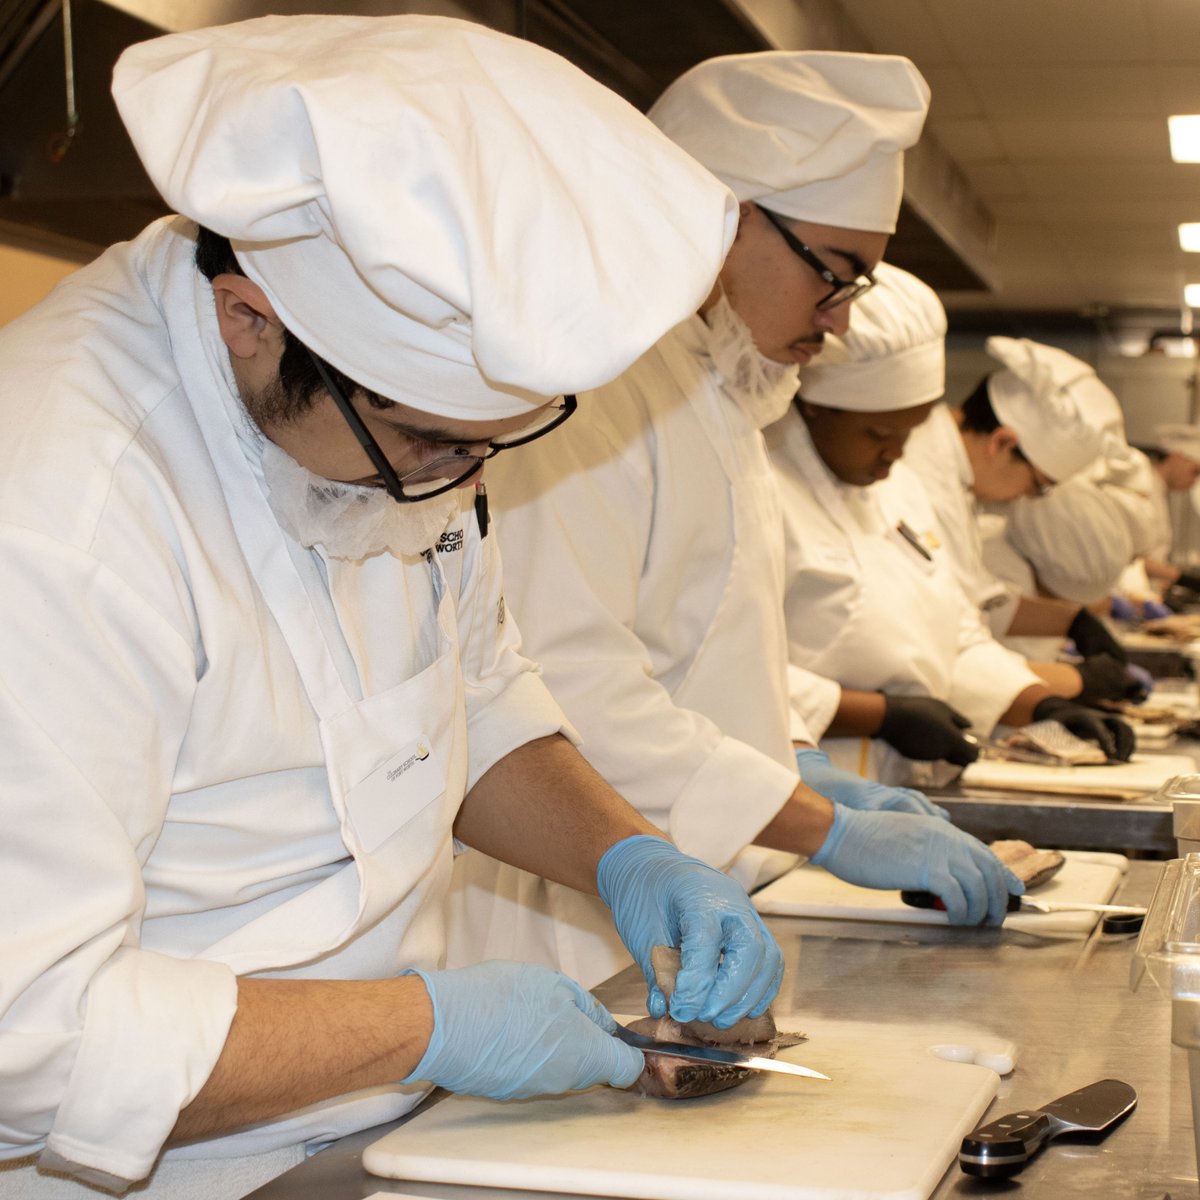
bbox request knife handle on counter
[900,889,1019,913]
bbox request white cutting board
[364,1017,1008,1200]
[752,851,1127,933]
[958,752,1195,796]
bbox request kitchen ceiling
[3,0,1199,344]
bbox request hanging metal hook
[48,0,79,163]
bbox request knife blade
[959,1078,1137,1178]
[613,1025,830,1081]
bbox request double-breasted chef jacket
[445,316,825,988]
[0,219,569,1186]
[768,407,1041,785]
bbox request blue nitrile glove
[1142,600,1172,620]
[1108,595,1139,623]
[596,835,783,1028]
[810,804,1023,926]
[401,961,644,1100]
[1126,663,1154,704]
[794,747,949,820]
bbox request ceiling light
[1185,283,1200,308]
[1182,224,1200,251]
[1169,116,1200,162]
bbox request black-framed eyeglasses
[755,204,876,311]
[1012,444,1054,498]
[306,350,576,503]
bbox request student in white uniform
[903,338,1147,706]
[768,264,1135,792]
[446,48,1023,985]
[0,18,784,1198]
[1131,425,1200,598]
[997,358,1162,630]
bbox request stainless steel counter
[244,860,1194,1200]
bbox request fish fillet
[626,947,804,1099]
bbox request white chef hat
[647,51,929,234]
[984,337,1107,483]
[112,15,737,421]
[798,262,945,409]
[1156,423,1200,461]
[1005,481,1133,604]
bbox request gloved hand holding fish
[810,804,1023,925]
[596,834,784,1028]
[795,746,950,818]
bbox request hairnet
[647,51,930,233]
[798,262,945,409]
[984,338,1106,483]
[112,15,738,420]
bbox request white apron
[446,330,797,989]
[772,416,1036,787]
[20,253,468,1198]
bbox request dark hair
[957,375,1000,434]
[193,225,391,420]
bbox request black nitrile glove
[1075,654,1151,706]
[877,695,980,766]
[1031,696,1136,762]
[1067,608,1127,663]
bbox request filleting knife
[614,1024,830,1081]
[959,1078,1137,1178]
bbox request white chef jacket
[0,218,568,1193]
[445,315,831,987]
[768,410,1041,785]
[903,402,1020,636]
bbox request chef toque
[647,51,930,233]
[799,262,945,409]
[1005,480,1134,604]
[984,337,1107,483]
[1156,423,1200,462]
[112,14,738,421]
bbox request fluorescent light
[1182,224,1200,251]
[1170,115,1200,162]
[1185,283,1200,307]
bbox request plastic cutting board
[957,751,1195,796]
[364,1017,1008,1200]
[752,850,1127,932]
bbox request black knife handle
[900,890,1022,913]
[959,1109,1051,1178]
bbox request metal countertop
[244,860,1193,1200]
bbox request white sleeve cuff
[44,949,237,1188]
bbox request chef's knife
[959,1078,1137,1178]
[900,890,1147,920]
[614,1025,830,1081]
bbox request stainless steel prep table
[243,859,1193,1200]
[924,737,1200,855]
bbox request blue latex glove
[795,747,949,820]
[1108,594,1139,623]
[596,835,783,1028]
[810,804,1023,926]
[401,961,644,1100]
[1126,663,1154,704]
[1142,600,1172,620]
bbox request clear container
[1131,854,1200,1176]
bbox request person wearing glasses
[903,338,1150,706]
[768,264,1135,794]
[0,17,788,1198]
[444,50,1033,988]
